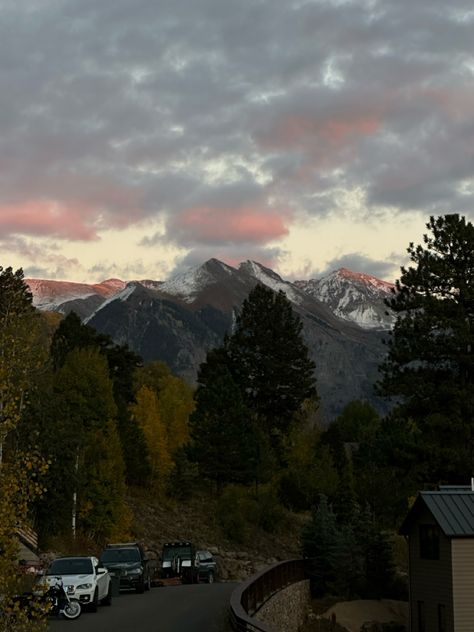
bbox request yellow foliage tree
[54,347,130,543]
[130,386,173,491]
[156,374,194,454]
[133,361,194,456]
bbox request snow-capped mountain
[26,260,394,420]
[26,278,126,311]
[295,268,395,330]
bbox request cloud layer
[1,0,473,280]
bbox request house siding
[408,506,453,632]
[451,539,474,631]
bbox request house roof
[399,490,474,537]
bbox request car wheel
[101,582,112,606]
[136,580,145,594]
[90,588,99,612]
[207,572,214,584]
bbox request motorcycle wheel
[62,600,81,619]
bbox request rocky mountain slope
[295,268,395,330]
[26,260,394,421]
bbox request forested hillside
[2,214,474,627]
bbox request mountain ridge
[26,260,393,421]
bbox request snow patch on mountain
[159,259,235,302]
[295,268,395,330]
[239,260,303,305]
[83,283,138,323]
[26,278,127,310]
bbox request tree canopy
[227,284,318,438]
[189,284,318,486]
[379,214,474,480]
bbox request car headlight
[76,583,93,590]
[128,568,143,575]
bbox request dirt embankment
[127,488,306,581]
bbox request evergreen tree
[227,284,318,452]
[333,400,381,444]
[189,364,258,488]
[353,505,396,598]
[378,214,474,480]
[301,495,341,595]
[322,423,357,523]
[279,425,338,511]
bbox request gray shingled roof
[400,490,474,537]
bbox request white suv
[44,556,112,611]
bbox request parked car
[42,556,111,612]
[99,542,159,593]
[194,550,218,584]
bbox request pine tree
[379,214,474,480]
[189,363,258,488]
[301,495,340,595]
[227,284,318,452]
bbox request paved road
[49,583,237,632]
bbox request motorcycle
[44,576,82,620]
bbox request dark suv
[194,550,218,584]
[99,542,158,593]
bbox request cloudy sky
[1,0,473,283]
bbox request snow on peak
[336,268,395,292]
[83,283,138,323]
[295,268,395,330]
[159,259,235,302]
[239,260,303,305]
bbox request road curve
[49,582,237,632]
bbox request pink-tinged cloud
[421,87,474,122]
[257,111,382,153]
[171,207,289,245]
[0,200,102,240]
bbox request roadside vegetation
[1,213,474,627]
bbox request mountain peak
[158,258,236,303]
[295,268,395,330]
[335,267,395,290]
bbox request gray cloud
[0,0,473,263]
[314,252,405,283]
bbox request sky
[1,0,473,284]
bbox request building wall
[452,539,474,631]
[408,505,453,632]
[255,579,311,632]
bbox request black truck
[160,541,195,582]
[99,542,159,593]
[160,542,218,584]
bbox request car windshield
[101,548,141,563]
[162,545,192,561]
[48,559,93,575]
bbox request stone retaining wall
[255,579,311,632]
